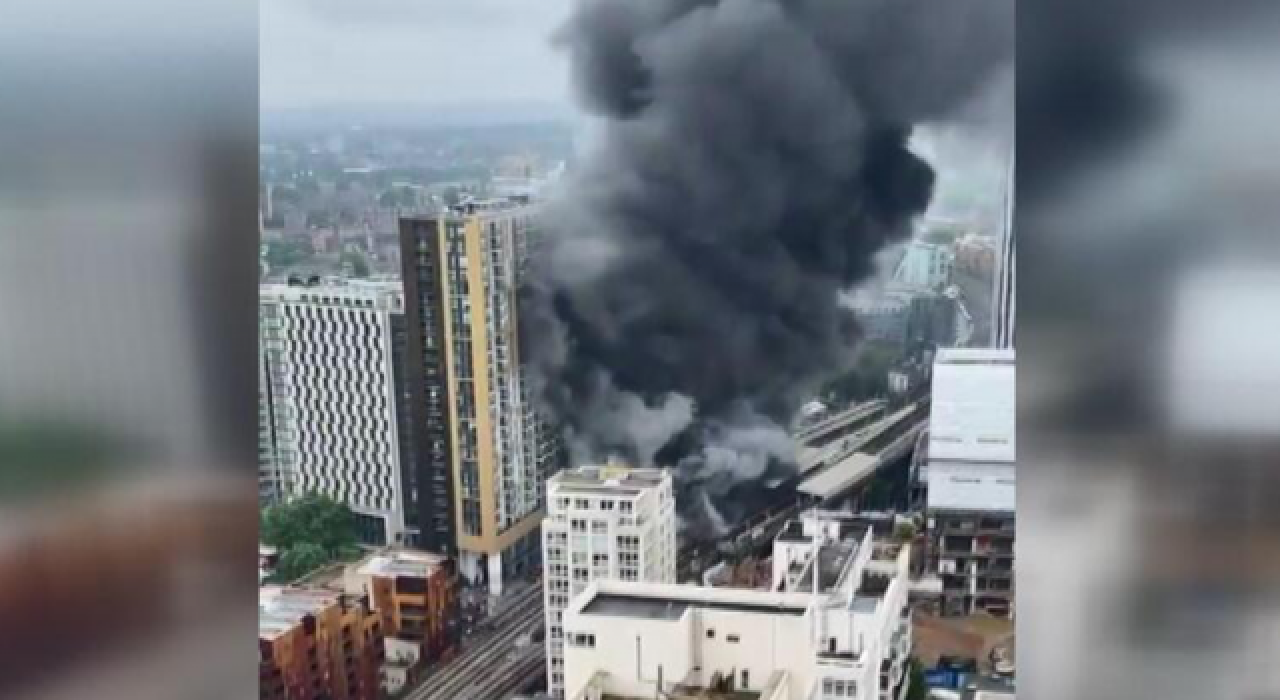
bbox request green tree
[264,239,314,270]
[906,659,928,700]
[341,250,371,278]
[261,492,358,557]
[275,542,330,582]
[893,522,917,543]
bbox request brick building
[344,549,458,664]
[259,588,384,700]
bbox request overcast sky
[261,0,574,111]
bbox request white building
[259,278,413,545]
[543,465,677,697]
[924,348,1016,616]
[563,510,912,700]
[927,348,1015,463]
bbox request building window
[726,634,740,643]
[706,629,715,639]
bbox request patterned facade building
[259,278,415,545]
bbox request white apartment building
[562,510,912,700]
[543,464,677,697]
[927,348,1015,464]
[259,278,413,546]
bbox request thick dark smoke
[523,0,1012,528]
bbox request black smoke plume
[522,0,1012,528]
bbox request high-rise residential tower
[542,465,677,697]
[259,278,417,546]
[399,197,560,595]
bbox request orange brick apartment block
[345,549,457,661]
[259,588,385,700]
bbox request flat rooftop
[581,593,808,620]
[798,452,879,498]
[551,464,668,495]
[357,549,447,579]
[935,347,1016,365]
[792,541,858,593]
[259,586,340,641]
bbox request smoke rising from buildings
[523,0,1012,526]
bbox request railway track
[407,583,544,700]
[459,642,546,700]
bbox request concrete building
[952,233,997,280]
[891,240,954,293]
[562,511,913,700]
[543,465,677,697]
[927,349,1015,465]
[926,463,1015,616]
[842,289,913,345]
[399,197,561,593]
[905,293,959,361]
[259,587,385,700]
[343,549,458,674]
[259,278,416,546]
[923,348,1016,616]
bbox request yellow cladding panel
[448,208,544,556]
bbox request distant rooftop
[260,277,401,305]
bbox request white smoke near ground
[698,489,730,537]
[677,413,796,493]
